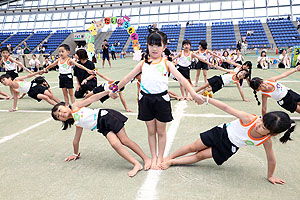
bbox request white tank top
[14,80,31,93]
[226,115,271,147]
[72,107,100,131]
[177,50,192,67]
[3,56,16,71]
[221,73,239,86]
[140,58,169,94]
[196,49,208,61]
[58,58,72,74]
[233,66,242,73]
[260,80,288,101]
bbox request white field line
[0,117,52,144]
[136,101,187,200]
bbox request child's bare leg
[68,88,75,104]
[179,84,185,99]
[37,93,56,105]
[193,69,200,86]
[145,119,158,169]
[295,105,300,114]
[203,70,208,84]
[83,91,94,100]
[106,131,143,177]
[195,82,210,93]
[160,139,210,169]
[46,89,60,103]
[62,88,69,106]
[161,148,212,170]
[102,60,105,68]
[108,60,112,68]
[155,120,167,168]
[117,127,151,170]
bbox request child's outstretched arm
[116,61,143,91]
[269,65,300,81]
[236,83,249,102]
[168,62,204,104]
[9,57,32,74]
[15,70,44,81]
[65,127,83,161]
[223,59,242,68]
[263,139,285,184]
[261,95,268,116]
[203,95,253,123]
[44,60,59,71]
[10,89,19,112]
[95,71,113,82]
[68,59,94,74]
[214,65,234,73]
[74,90,110,108]
[192,53,213,66]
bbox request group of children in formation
[0,30,299,184]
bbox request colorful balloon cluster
[85,15,140,58]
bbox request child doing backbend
[250,66,300,115]
[0,71,60,111]
[51,91,151,177]
[173,40,213,100]
[44,44,94,106]
[109,31,204,169]
[160,97,295,185]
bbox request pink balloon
[117,18,124,26]
[131,33,138,40]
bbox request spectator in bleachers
[236,40,242,51]
[16,46,23,56]
[74,49,97,98]
[297,20,300,30]
[29,54,40,72]
[148,23,158,33]
[102,39,111,68]
[22,42,30,54]
[110,44,116,60]
[233,49,244,65]
[7,44,13,54]
[42,57,51,70]
[246,30,254,36]
[38,44,45,54]
[241,40,248,55]
[221,51,230,69]
[279,49,291,69]
[257,50,270,70]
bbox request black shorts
[59,74,73,89]
[97,109,128,137]
[138,90,173,122]
[27,84,48,102]
[195,61,209,70]
[92,84,110,103]
[103,54,110,60]
[277,90,300,113]
[208,75,224,93]
[200,124,239,165]
[6,70,18,80]
[75,80,97,98]
[177,65,190,79]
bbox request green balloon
[111,17,117,24]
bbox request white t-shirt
[257,56,269,64]
[29,59,40,67]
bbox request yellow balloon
[88,24,97,36]
[87,43,95,52]
[127,26,135,35]
[133,45,140,50]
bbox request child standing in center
[45,44,93,106]
[109,31,204,169]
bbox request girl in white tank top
[51,90,151,177]
[250,66,300,115]
[110,32,205,170]
[160,97,295,185]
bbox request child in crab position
[51,90,151,177]
[160,96,295,185]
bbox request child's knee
[110,140,122,150]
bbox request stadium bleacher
[267,19,300,48]
[212,21,236,50]
[107,27,129,53]
[23,31,52,54]
[184,23,207,51]
[239,20,270,49]
[2,32,32,49]
[45,30,72,54]
[127,25,148,53]
[160,24,181,52]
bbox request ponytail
[144,48,151,64]
[250,77,263,106]
[279,121,295,143]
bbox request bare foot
[151,157,158,170]
[143,157,152,171]
[186,96,193,101]
[8,108,18,112]
[177,96,185,101]
[128,163,143,177]
[18,93,26,99]
[160,160,173,170]
[192,83,198,87]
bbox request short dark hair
[59,44,70,51]
[199,40,207,50]
[182,40,191,47]
[51,102,74,130]
[76,49,88,60]
[0,74,11,82]
[1,47,9,53]
[104,39,107,42]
